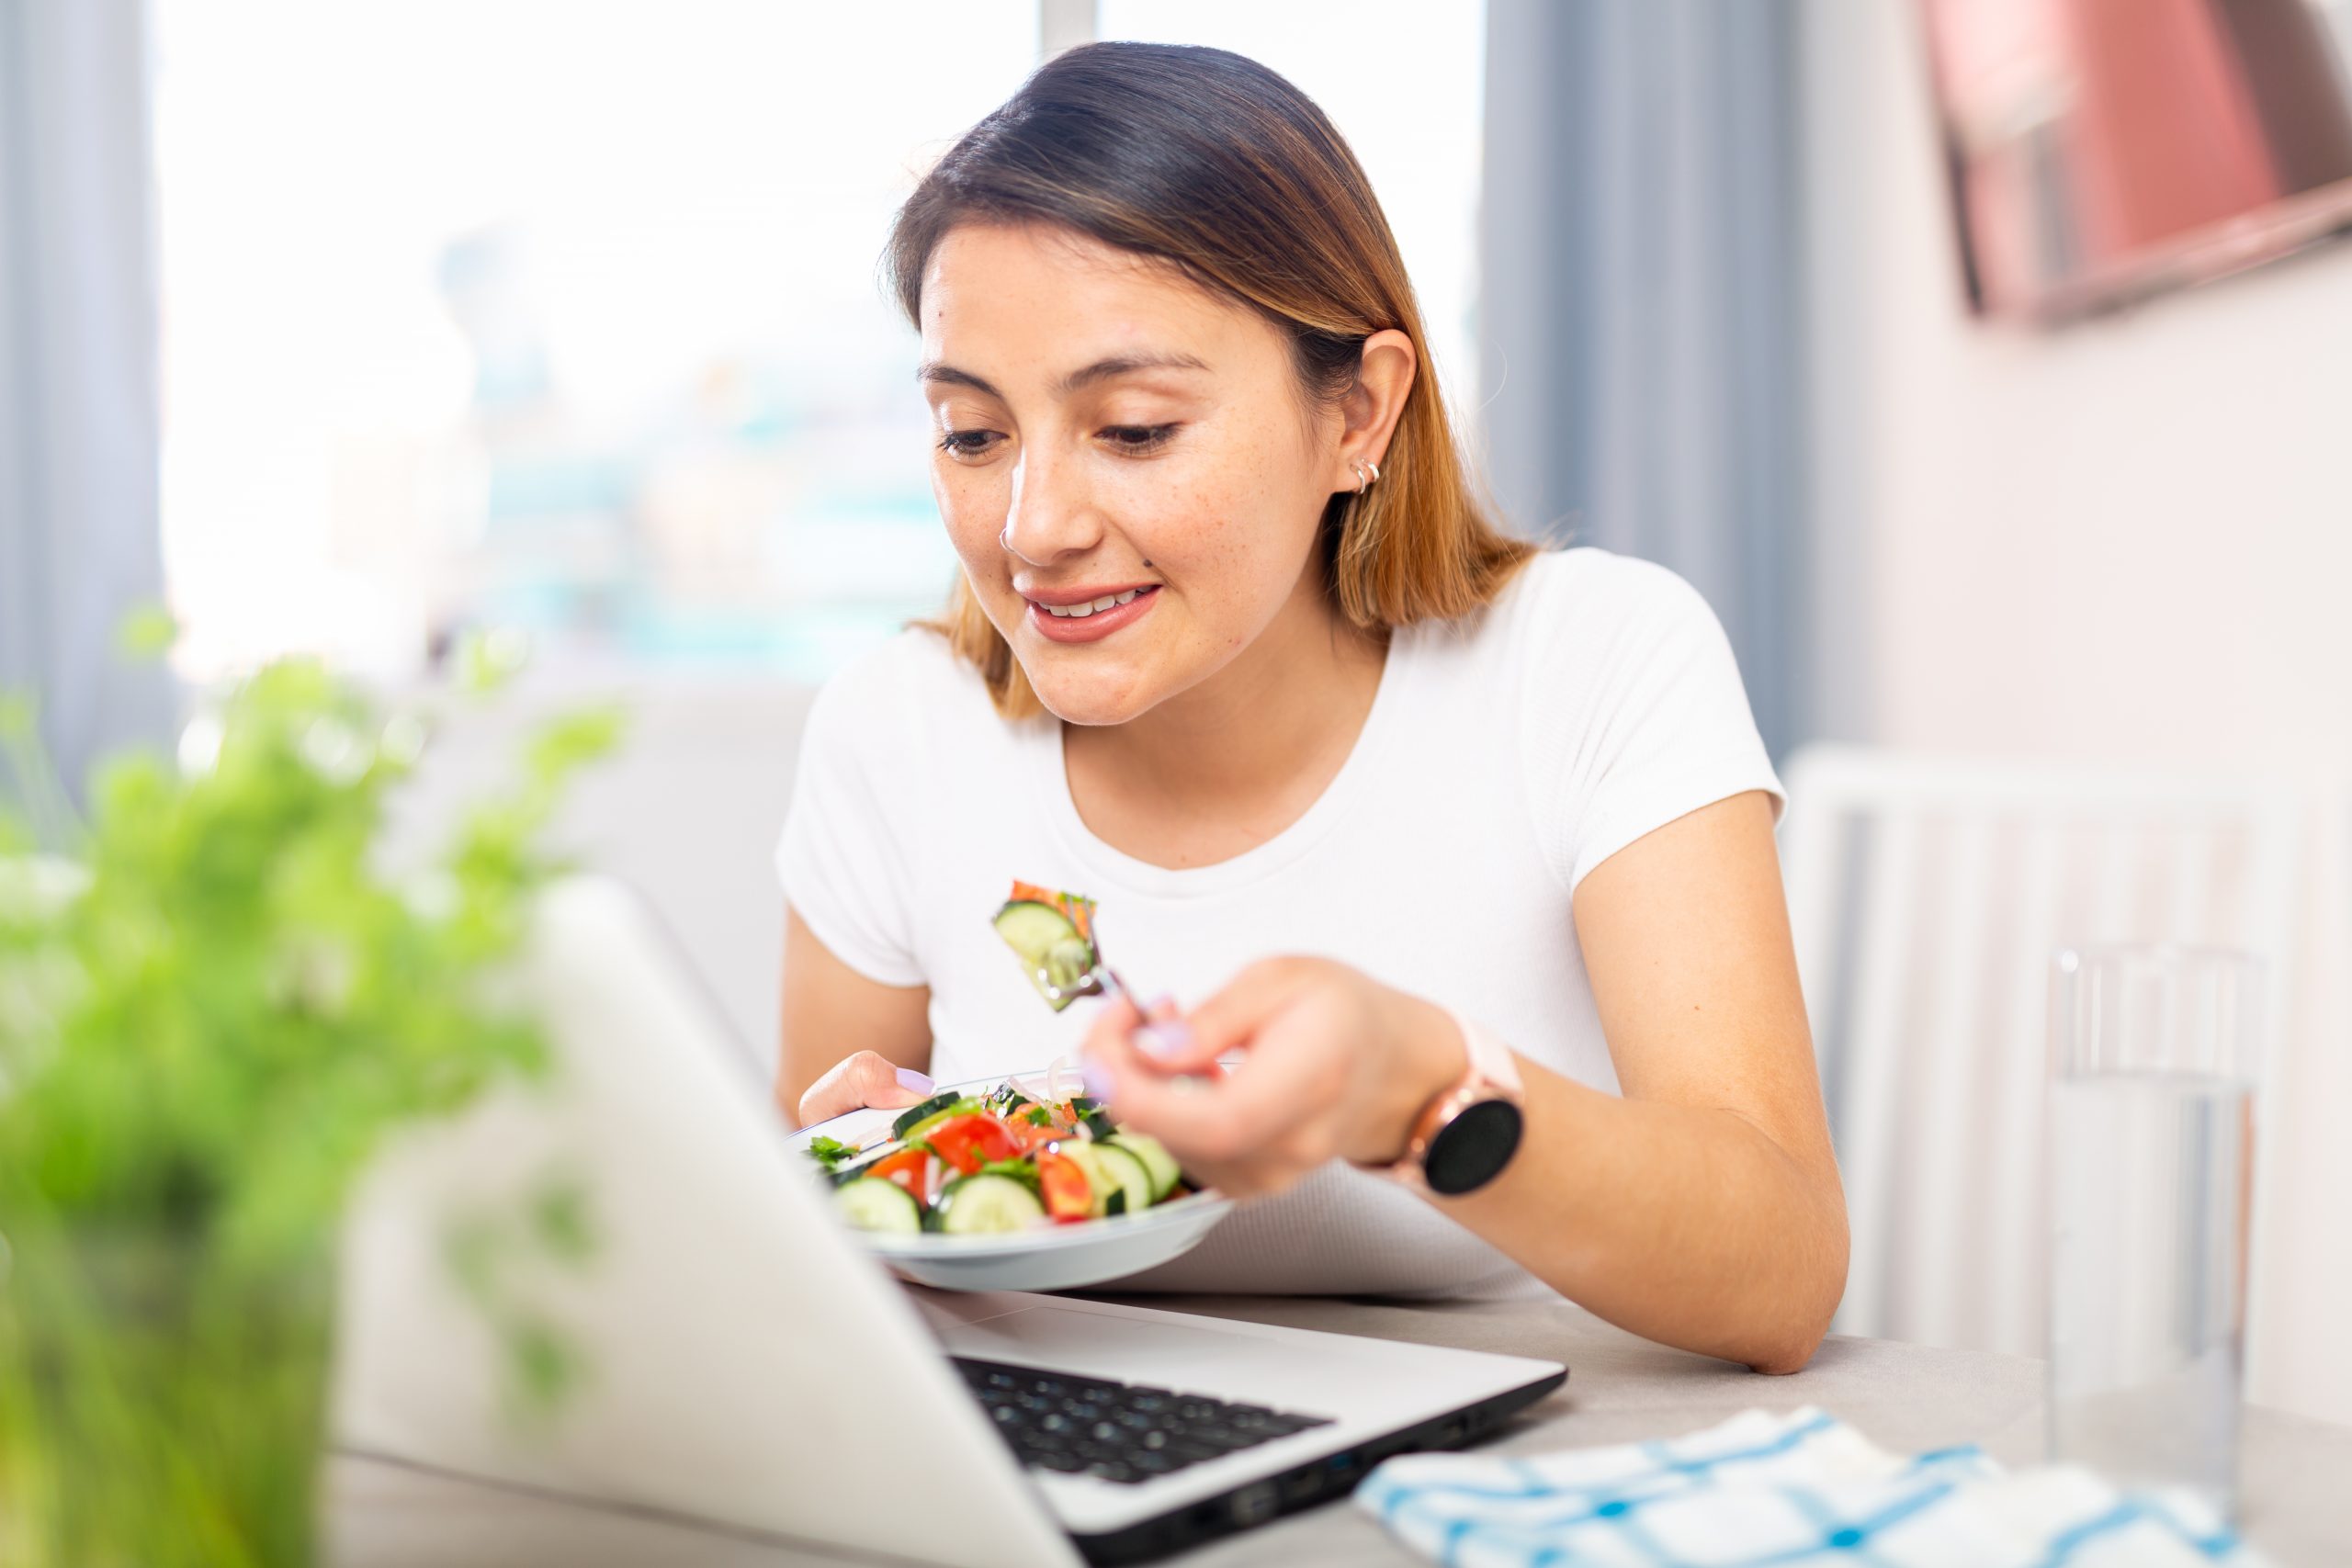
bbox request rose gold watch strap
[1379,1011,1521,1189]
[1456,1013,1522,1095]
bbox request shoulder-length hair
[888,41,1534,718]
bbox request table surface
[330,1291,2352,1568]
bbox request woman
[777,42,1846,1373]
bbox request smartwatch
[1372,1012,1525,1197]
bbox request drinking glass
[2048,944,2261,1509]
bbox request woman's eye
[1099,423,1178,455]
[937,429,1003,460]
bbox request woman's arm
[1447,790,1846,1371]
[1082,791,1847,1373]
[776,906,935,1128]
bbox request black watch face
[1423,1099,1524,1196]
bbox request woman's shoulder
[1506,545,1716,631]
[1457,545,1758,766]
[1430,546,1730,682]
[1477,550,1777,886]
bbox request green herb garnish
[974,1157,1043,1193]
[806,1135,861,1170]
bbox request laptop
[336,877,1566,1567]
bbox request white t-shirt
[775,547,1781,1298]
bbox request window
[153,3,1485,685]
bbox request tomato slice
[865,1147,928,1193]
[1004,1116,1061,1153]
[1035,1151,1092,1222]
[922,1113,1023,1176]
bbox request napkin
[1354,1406,2267,1567]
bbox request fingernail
[1080,1057,1114,1103]
[1147,993,1179,1021]
[1135,1021,1194,1060]
[896,1067,934,1094]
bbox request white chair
[1777,745,2301,1359]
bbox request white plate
[787,1073,1234,1292]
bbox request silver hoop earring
[1350,457,1381,496]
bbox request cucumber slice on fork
[991,884,1142,1012]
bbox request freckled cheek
[1122,482,1223,569]
[1121,450,1278,570]
[934,469,1010,573]
[1172,472,1299,583]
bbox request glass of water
[2048,944,2261,1509]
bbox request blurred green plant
[0,622,623,1568]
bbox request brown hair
[889,41,1534,718]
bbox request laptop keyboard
[951,1357,1336,1486]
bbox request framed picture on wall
[1923,0,2352,322]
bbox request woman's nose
[1000,446,1104,564]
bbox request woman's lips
[1027,585,1160,644]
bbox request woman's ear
[1332,328,1417,494]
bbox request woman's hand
[1079,958,1465,1199]
[794,1050,937,1129]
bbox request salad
[807,879,1194,1237]
[808,1073,1192,1237]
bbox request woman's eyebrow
[915,353,1209,400]
[918,362,1001,398]
[1056,352,1209,394]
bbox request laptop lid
[334,876,1083,1568]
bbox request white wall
[1800,0,2352,1425]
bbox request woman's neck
[1060,571,1388,869]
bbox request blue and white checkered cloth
[1355,1406,2269,1568]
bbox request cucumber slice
[1104,1132,1182,1201]
[898,1097,989,1145]
[1061,1141,1154,1217]
[890,1090,960,1141]
[934,1173,1046,1235]
[833,1178,922,1235]
[1090,1143,1156,1213]
[993,899,1097,1010]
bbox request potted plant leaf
[0,628,619,1568]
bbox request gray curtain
[0,0,173,804]
[1481,0,1804,759]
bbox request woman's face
[918,223,1347,727]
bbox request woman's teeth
[1042,588,1143,618]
